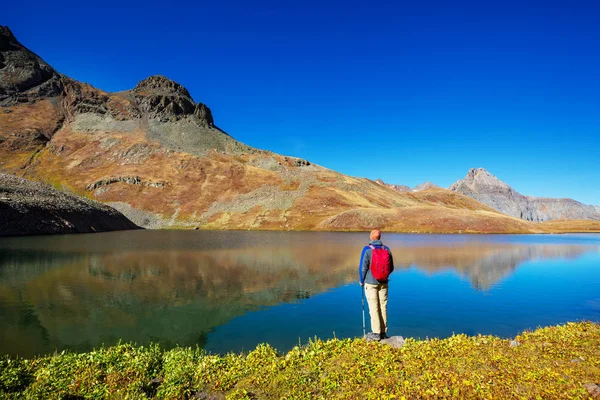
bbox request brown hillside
[0,104,537,233]
[537,219,600,233]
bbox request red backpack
[369,245,392,282]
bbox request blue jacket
[359,240,394,285]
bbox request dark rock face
[134,75,193,98]
[449,168,600,222]
[0,173,139,236]
[62,78,110,115]
[0,26,63,105]
[133,75,214,124]
[59,77,141,121]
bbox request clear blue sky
[4,0,599,204]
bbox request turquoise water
[0,231,598,357]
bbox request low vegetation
[1,322,599,399]
[538,219,600,233]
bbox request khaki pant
[365,283,388,335]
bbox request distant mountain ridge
[375,179,440,192]
[413,181,440,192]
[375,179,411,192]
[449,168,600,222]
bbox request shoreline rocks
[0,173,139,237]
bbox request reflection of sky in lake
[0,231,598,357]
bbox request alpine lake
[0,230,599,358]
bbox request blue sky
[4,0,599,204]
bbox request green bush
[157,347,203,399]
[24,343,162,399]
[0,356,45,396]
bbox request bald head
[370,229,381,240]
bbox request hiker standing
[359,229,394,340]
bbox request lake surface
[0,231,599,358]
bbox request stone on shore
[365,334,405,348]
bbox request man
[359,229,394,340]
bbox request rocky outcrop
[133,75,214,124]
[86,176,168,190]
[0,26,63,105]
[528,197,600,221]
[60,77,140,121]
[413,181,440,191]
[375,179,410,192]
[0,173,139,236]
[449,168,600,222]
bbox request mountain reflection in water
[0,231,598,357]
[393,243,593,290]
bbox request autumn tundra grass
[1,322,599,399]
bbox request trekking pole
[361,284,366,338]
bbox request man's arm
[358,246,370,285]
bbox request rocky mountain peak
[131,75,213,124]
[467,167,489,178]
[466,167,494,180]
[0,25,62,105]
[457,168,511,190]
[450,168,600,222]
[0,26,19,50]
[133,75,192,98]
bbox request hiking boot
[380,333,389,340]
[366,332,381,341]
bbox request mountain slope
[1,26,598,234]
[449,168,600,222]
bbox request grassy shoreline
[1,322,599,399]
